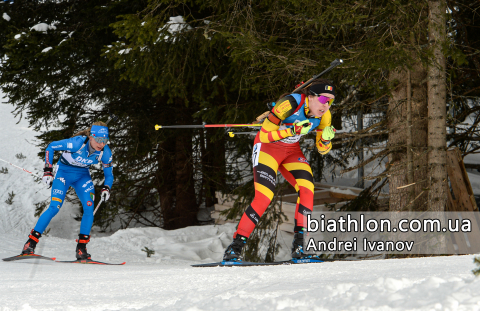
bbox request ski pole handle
[106,113,118,125]
[93,198,104,216]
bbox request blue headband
[90,125,109,138]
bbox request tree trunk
[172,105,198,228]
[388,62,428,211]
[427,0,447,211]
[406,69,414,209]
[357,108,364,188]
[156,134,176,229]
[203,129,225,208]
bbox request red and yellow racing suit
[234,93,333,239]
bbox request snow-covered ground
[2,99,480,310]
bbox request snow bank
[2,13,10,21]
[99,224,237,263]
[0,223,237,264]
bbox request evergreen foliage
[15,153,26,160]
[446,1,480,154]
[474,256,480,276]
[141,246,155,257]
[34,200,49,218]
[5,191,15,205]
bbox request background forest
[1,0,480,261]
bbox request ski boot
[223,235,247,262]
[291,231,306,259]
[75,234,92,260]
[21,230,41,255]
[291,230,322,260]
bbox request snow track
[1,246,479,310]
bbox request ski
[192,257,351,267]
[192,260,288,267]
[2,254,56,262]
[280,258,330,264]
[56,259,125,265]
[277,257,360,264]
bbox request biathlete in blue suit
[22,122,114,260]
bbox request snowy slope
[2,97,480,310]
[0,102,46,235]
[0,100,82,239]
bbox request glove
[322,126,336,141]
[101,185,110,201]
[291,120,313,135]
[42,167,53,187]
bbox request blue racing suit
[35,136,114,235]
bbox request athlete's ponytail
[73,121,108,137]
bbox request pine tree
[0,0,206,229]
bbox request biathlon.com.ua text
[304,213,473,253]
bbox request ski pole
[155,124,262,130]
[155,122,311,130]
[228,128,336,137]
[93,198,104,215]
[293,58,343,93]
[228,131,258,137]
[0,157,43,179]
[156,123,329,131]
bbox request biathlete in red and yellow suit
[223,80,337,261]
